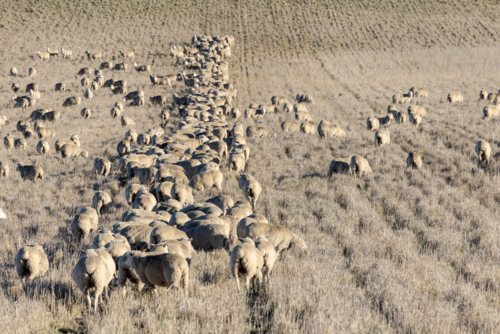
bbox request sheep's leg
[245,276,250,291]
[235,273,240,292]
[94,291,99,314]
[85,290,91,312]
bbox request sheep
[387,104,397,116]
[61,143,89,159]
[125,184,147,205]
[11,83,19,92]
[300,122,316,135]
[61,47,72,59]
[392,91,412,104]
[132,191,157,211]
[170,183,194,208]
[71,213,97,240]
[295,109,313,122]
[281,121,300,133]
[206,195,234,216]
[328,158,351,176]
[92,229,121,249]
[129,96,144,107]
[243,223,307,255]
[228,152,246,173]
[150,225,188,246]
[407,105,427,116]
[100,62,113,70]
[55,83,65,92]
[134,63,150,72]
[271,95,287,105]
[110,85,127,95]
[121,116,134,126]
[488,93,500,104]
[396,111,407,124]
[246,126,276,138]
[13,96,28,109]
[85,50,102,60]
[4,133,14,151]
[37,126,55,139]
[0,162,9,177]
[37,51,50,60]
[93,191,112,216]
[79,207,99,228]
[0,115,6,128]
[81,108,91,119]
[117,140,131,156]
[350,155,372,178]
[184,223,230,251]
[63,96,81,107]
[14,138,27,150]
[230,238,264,291]
[113,63,128,71]
[36,140,50,155]
[447,92,463,104]
[296,93,315,104]
[46,47,58,58]
[105,239,131,269]
[110,107,121,118]
[122,251,188,295]
[227,201,253,222]
[243,179,262,211]
[407,152,422,170]
[72,249,115,313]
[150,75,172,87]
[378,114,393,126]
[125,129,138,143]
[10,67,17,77]
[22,123,34,140]
[78,67,92,75]
[119,50,134,59]
[81,77,89,87]
[138,166,157,186]
[317,120,346,138]
[94,158,111,177]
[409,87,428,97]
[123,90,144,101]
[366,116,380,131]
[150,95,167,106]
[43,110,61,122]
[479,90,488,100]
[410,113,422,128]
[16,163,43,181]
[254,236,277,283]
[14,244,49,283]
[137,133,151,145]
[150,238,194,265]
[160,109,170,126]
[475,140,491,168]
[375,129,390,147]
[55,135,80,153]
[84,89,93,100]
[483,104,500,120]
[230,107,241,120]
[92,79,102,91]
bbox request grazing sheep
[350,155,372,178]
[61,47,72,59]
[479,90,488,100]
[110,107,121,118]
[243,223,307,255]
[63,96,81,107]
[125,129,138,143]
[94,158,111,177]
[483,104,500,120]
[137,133,151,145]
[254,236,277,283]
[366,116,380,131]
[392,91,412,104]
[230,238,264,291]
[93,191,112,216]
[85,50,102,60]
[119,50,134,59]
[447,92,463,104]
[92,229,120,249]
[132,191,157,211]
[71,213,96,240]
[10,67,17,77]
[243,179,262,211]
[61,143,89,159]
[230,107,241,120]
[281,120,301,133]
[387,104,397,116]
[123,251,188,295]
[488,93,500,104]
[47,48,58,58]
[22,123,34,140]
[296,93,315,104]
[121,116,134,126]
[55,135,80,153]
[160,109,170,126]
[155,181,175,202]
[4,133,14,151]
[328,158,351,176]
[81,77,89,87]
[318,120,346,138]
[150,225,188,246]
[300,122,316,135]
[228,152,246,173]
[0,161,9,177]
[37,126,55,139]
[124,90,144,101]
[150,238,194,264]
[36,140,50,155]
[410,113,421,128]
[105,239,131,269]
[475,140,491,168]
[295,109,313,122]
[84,89,93,100]
[378,114,393,126]
[113,63,128,71]
[134,63,150,72]
[14,138,27,150]
[271,95,287,106]
[149,95,167,106]
[81,108,91,119]
[72,249,115,313]
[37,51,50,60]
[407,105,427,117]
[11,83,19,92]
[14,244,49,283]
[0,115,6,128]
[407,152,422,170]
[206,195,234,215]
[375,129,390,147]
[110,85,127,95]
[184,223,230,251]
[396,111,407,124]
[246,126,276,138]
[79,207,99,228]
[170,183,194,208]
[117,140,131,156]
[409,87,428,97]
[125,184,147,205]
[16,163,43,181]
[100,61,113,70]
[138,166,158,186]
[55,83,65,92]
[78,67,92,76]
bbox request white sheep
[14,243,49,283]
[93,191,112,216]
[375,129,390,147]
[71,213,97,240]
[407,152,422,170]
[447,92,463,104]
[243,178,262,211]
[16,163,43,181]
[189,170,223,192]
[318,120,346,138]
[94,158,111,177]
[366,116,380,131]
[475,140,491,168]
[328,158,351,176]
[350,156,372,178]
[36,140,50,155]
[254,236,277,283]
[230,238,264,291]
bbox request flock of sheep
[1,35,309,313]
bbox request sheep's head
[292,235,307,250]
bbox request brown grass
[1,0,500,332]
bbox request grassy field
[1,0,500,333]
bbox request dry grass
[1,0,500,332]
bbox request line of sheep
[7,35,307,313]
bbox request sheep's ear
[162,243,168,248]
[122,240,126,244]
[238,238,244,242]
[188,238,193,243]
[95,249,101,254]
[39,243,44,247]
[106,248,111,252]
[81,250,86,254]
[129,252,134,256]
